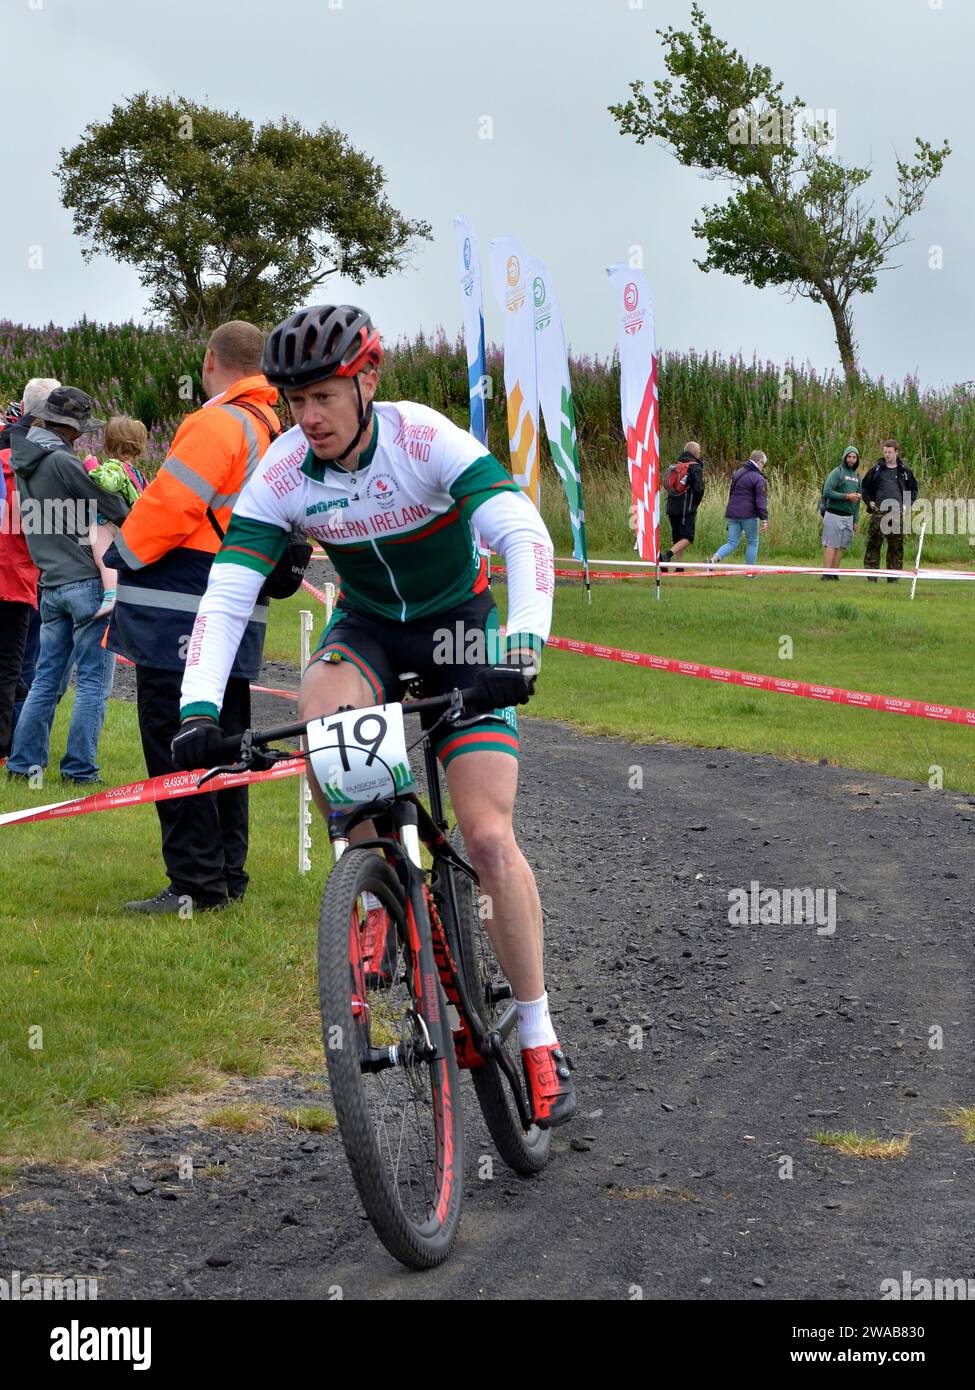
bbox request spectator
[81,416,149,617]
[105,321,280,915]
[861,439,919,582]
[6,387,129,785]
[709,450,769,571]
[819,445,862,580]
[0,439,39,762]
[0,378,60,450]
[2,380,61,726]
[660,441,705,571]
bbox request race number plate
[306,703,415,806]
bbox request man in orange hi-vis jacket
[104,321,281,914]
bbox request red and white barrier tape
[7,584,970,830]
[0,757,305,829]
[544,634,975,726]
[553,556,975,582]
[310,547,975,583]
[300,576,335,606]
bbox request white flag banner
[452,215,488,448]
[453,215,490,557]
[606,265,659,563]
[528,256,588,564]
[489,235,540,507]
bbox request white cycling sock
[516,991,557,1048]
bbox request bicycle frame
[322,736,532,1130]
[207,695,534,1131]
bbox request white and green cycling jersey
[180,400,555,720]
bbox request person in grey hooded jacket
[6,387,129,785]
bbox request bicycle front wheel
[319,848,464,1269]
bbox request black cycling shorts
[668,510,696,544]
[309,589,519,768]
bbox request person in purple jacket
[709,450,769,571]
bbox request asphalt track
[2,682,973,1300]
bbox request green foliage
[3,320,974,561]
[609,4,950,379]
[57,94,432,332]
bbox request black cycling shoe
[123,887,229,914]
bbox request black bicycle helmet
[261,305,383,390]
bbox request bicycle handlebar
[213,668,532,768]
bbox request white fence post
[298,609,314,874]
[297,585,335,873]
[910,521,927,602]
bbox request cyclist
[171,304,576,1129]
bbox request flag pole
[655,557,661,602]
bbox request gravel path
[3,668,974,1300]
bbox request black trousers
[864,510,905,571]
[0,600,32,758]
[135,665,251,904]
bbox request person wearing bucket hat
[5,385,129,785]
[37,386,105,434]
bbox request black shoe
[123,887,230,914]
[866,577,878,583]
[887,576,900,583]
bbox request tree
[57,94,432,332]
[609,5,950,384]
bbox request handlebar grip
[219,731,245,760]
[460,668,534,716]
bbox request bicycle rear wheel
[319,847,464,1269]
[447,828,551,1175]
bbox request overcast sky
[3,0,970,387]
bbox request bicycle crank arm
[486,1029,534,1131]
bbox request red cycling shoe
[522,1043,577,1129]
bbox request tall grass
[3,319,974,558]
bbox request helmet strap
[332,375,373,464]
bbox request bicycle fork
[329,802,453,1072]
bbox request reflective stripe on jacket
[106,376,279,674]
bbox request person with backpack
[819,446,863,580]
[860,440,919,582]
[103,322,284,914]
[660,442,705,570]
[709,450,769,570]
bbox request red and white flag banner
[607,265,659,563]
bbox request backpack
[205,401,312,600]
[665,459,694,494]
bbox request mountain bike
[201,670,551,1269]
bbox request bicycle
[200,669,552,1269]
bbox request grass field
[267,568,975,790]
[1,571,972,1166]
